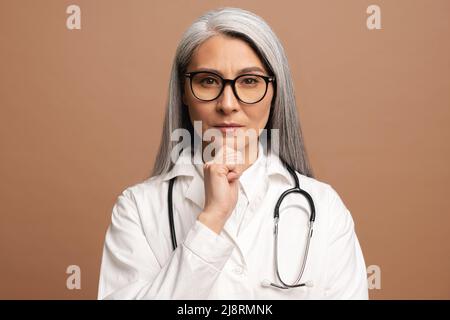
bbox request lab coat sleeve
[97,188,235,299]
[323,186,369,299]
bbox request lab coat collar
[265,148,294,184]
[161,141,293,209]
[160,145,201,181]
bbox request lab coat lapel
[162,147,205,209]
[184,174,205,210]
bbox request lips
[214,123,243,127]
[213,123,244,134]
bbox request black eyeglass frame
[184,71,276,104]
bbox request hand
[198,146,245,234]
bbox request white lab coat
[98,142,369,299]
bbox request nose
[216,82,240,114]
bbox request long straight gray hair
[151,7,314,178]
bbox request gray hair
[151,7,314,178]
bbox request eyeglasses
[184,71,275,104]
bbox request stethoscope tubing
[167,161,316,289]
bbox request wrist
[197,211,227,234]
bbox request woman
[98,7,368,300]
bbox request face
[182,34,274,156]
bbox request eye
[201,77,219,85]
[238,75,261,86]
[244,78,258,84]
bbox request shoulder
[295,173,355,231]
[110,174,171,221]
[295,172,334,203]
[113,172,193,215]
[126,174,165,196]
[116,175,163,203]
[103,175,177,244]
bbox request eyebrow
[193,66,267,77]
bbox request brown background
[1,0,449,299]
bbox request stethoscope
[167,162,316,290]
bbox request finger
[204,161,231,178]
[226,171,240,182]
[223,148,245,176]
